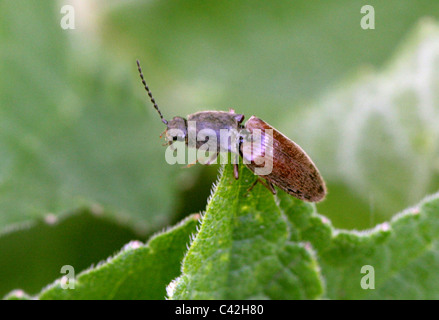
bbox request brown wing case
[242,116,326,202]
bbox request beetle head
[165,116,188,144]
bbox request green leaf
[168,164,323,300]
[168,163,439,300]
[8,164,439,300]
[278,189,439,299]
[34,214,199,300]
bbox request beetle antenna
[136,59,168,125]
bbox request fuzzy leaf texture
[5,165,439,300]
[168,165,439,300]
[168,164,324,300]
[278,191,439,299]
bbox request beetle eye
[172,136,178,141]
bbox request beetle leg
[246,177,276,195]
[247,179,258,193]
[184,159,198,168]
[205,153,219,166]
[233,163,239,180]
[266,181,277,195]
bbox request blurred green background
[1,0,439,297]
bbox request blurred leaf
[0,1,186,233]
[168,165,323,300]
[289,19,439,227]
[35,214,199,300]
[0,208,140,297]
[278,189,439,299]
[105,0,439,121]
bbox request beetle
[136,60,326,202]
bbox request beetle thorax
[165,116,188,143]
